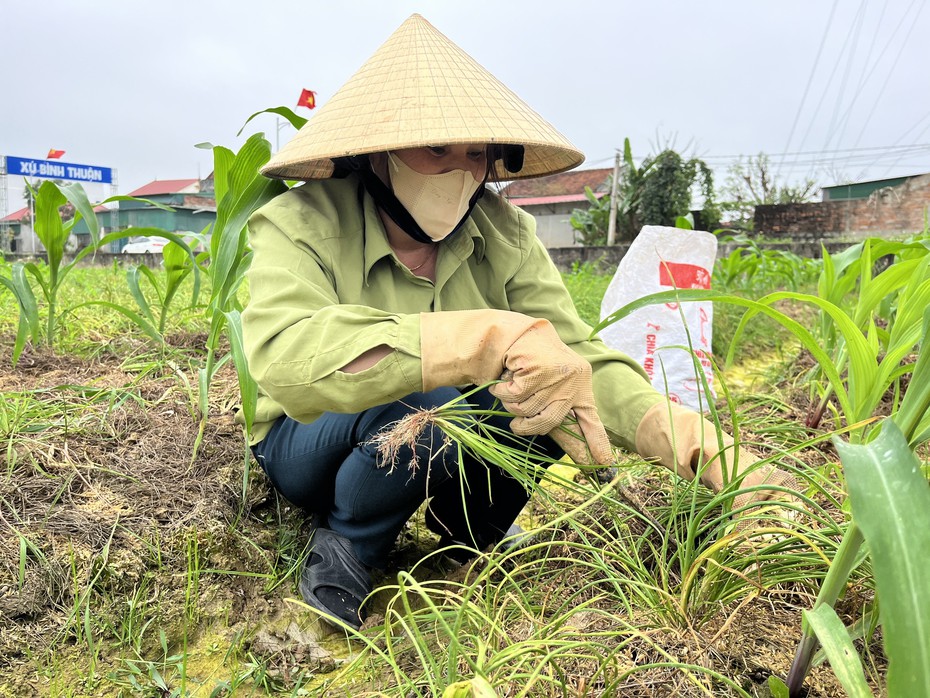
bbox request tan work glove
[421,310,612,465]
[634,401,800,510]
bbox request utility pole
[606,149,621,246]
[28,179,36,254]
[276,117,291,151]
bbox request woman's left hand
[634,401,801,509]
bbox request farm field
[1,166,928,697]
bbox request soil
[0,343,886,697]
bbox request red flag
[47,149,66,159]
[297,88,317,110]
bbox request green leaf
[442,677,497,697]
[236,105,308,137]
[894,306,930,445]
[804,604,873,698]
[32,181,67,274]
[767,675,790,698]
[161,240,198,325]
[98,194,174,212]
[207,145,235,209]
[72,301,164,345]
[225,310,257,511]
[59,182,100,244]
[125,266,158,327]
[1,264,40,364]
[590,288,856,424]
[210,133,284,315]
[835,419,930,697]
[223,310,256,433]
[622,137,634,171]
[17,536,27,588]
[675,213,694,230]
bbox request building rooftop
[821,172,930,201]
[1,206,29,223]
[822,172,929,191]
[502,167,613,200]
[128,178,201,197]
[508,193,605,207]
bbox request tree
[639,150,720,231]
[720,153,818,231]
[569,184,612,246]
[569,139,719,245]
[570,138,653,246]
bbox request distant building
[2,176,217,255]
[94,177,217,252]
[3,202,118,255]
[755,172,930,240]
[821,174,922,201]
[0,206,32,253]
[501,167,612,247]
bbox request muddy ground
[0,343,883,696]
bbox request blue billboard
[5,155,113,184]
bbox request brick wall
[755,174,930,239]
[545,240,854,273]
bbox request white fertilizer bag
[599,225,717,412]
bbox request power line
[680,143,930,161]
[596,142,930,184]
[777,0,840,181]
[792,1,866,181]
[833,0,890,151]
[849,0,924,169]
[823,0,868,152]
[880,120,930,177]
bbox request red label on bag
[658,261,711,289]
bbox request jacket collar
[361,187,487,285]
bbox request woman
[243,14,797,630]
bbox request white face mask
[387,152,483,242]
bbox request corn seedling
[786,307,930,697]
[225,308,257,517]
[119,232,208,338]
[190,132,285,460]
[804,235,930,430]
[0,181,176,363]
[714,233,821,296]
[592,271,925,448]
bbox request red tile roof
[511,192,606,207]
[1,206,29,223]
[128,178,200,197]
[2,204,112,222]
[502,167,612,199]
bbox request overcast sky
[3,0,929,214]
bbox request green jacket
[242,174,664,447]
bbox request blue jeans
[251,387,563,568]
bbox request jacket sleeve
[243,205,423,422]
[504,231,665,451]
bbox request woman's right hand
[490,323,612,466]
[420,309,613,465]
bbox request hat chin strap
[344,156,487,245]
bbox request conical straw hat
[261,14,584,181]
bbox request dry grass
[0,344,888,696]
